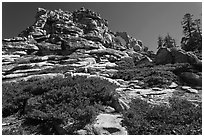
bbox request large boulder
[79,17,98,30]
[180,72,202,86]
[156,48,201,67]
[128,38,142,52]
[171,48,189,63]
[3,37,26,42]
[60,38,102,55]
[132,43,142,52]
[186,52,202,69]
[155,48,173,64]
[36,42,62,55]
[136,56,153,65]
[115,32,130,45]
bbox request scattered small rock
[169,82,178,88]
[152,87,163,91]
[104,106,116,113]
[76,129,88,135]
[181,86,191,90]
[186,88,199,94]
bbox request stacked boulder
[3,7,153,67]
[155,47,201,67]
[155,47,202,87]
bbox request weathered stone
[69,57,96,67]
[29,56,49,62]
[180,72,202,86]
[139,89,173,95]
[85,48,128,58]
[7,64,34,72]
[126,49,143,60]
[3,6,203,135]
[171,48,189,63]
[3,37,26,42]
[36,42,61,55]
[99,69,118,78]
[181,86,191,90]
[115,32,130,45]
[58,25,83,35]
[137,40,143,47]
[186,88,199,94]
[82,33,104,43]
[12,69,42,74]
[2,55,20,62]
[2,73,29,80]
[187,52,201,65]
[169,82,178,88]
[132,44,142,52]
[13,51,27,56]
[61,39,101,55]
[104,106,116,113]
[3,42,39,52]
[79,17,98,29]
[136,56,152,65]
[127,83,141,89]
[93,114,127,135]
[104,32,113,44]
[152,87,163,91]
[128,80,139,84]
[76,129,88,135]
[129,38,142,52]
[111,97,130,112]
[155,48,173,64]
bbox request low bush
[122,97,202,135]
[113,63,192,88]
[2,76,114,134]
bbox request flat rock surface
[93,113,127,135]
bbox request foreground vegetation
[2,61,202,135]
[122,97,202,135]
[2,77,113,134]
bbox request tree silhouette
[181,13,202,51]
[181,13,196,38]
[163,33,176,48]
[157,34,176,49]
[157,35,163,49]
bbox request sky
[2,2,202,52]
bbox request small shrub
[2,77,114,134]
[122,97,202,135]
[113,63,193,88]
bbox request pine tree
[181,13,196,38]
[194,19,202,36]
[163,33,176,48]
[157,35,163,49]
[181,13,202,51]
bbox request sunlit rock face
[2,7,202,135]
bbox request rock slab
[93,113,127,135]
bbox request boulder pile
[155,47,202,67]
